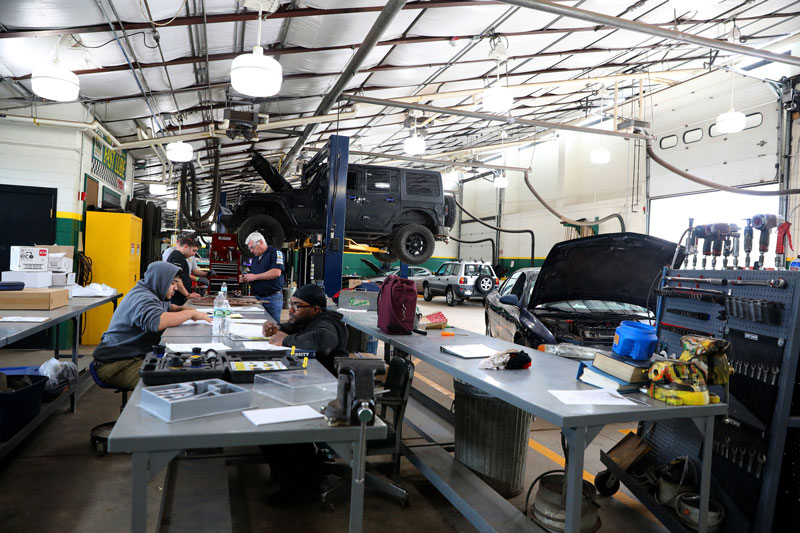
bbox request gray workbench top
[339,310,727,428]
[0,294,121,347]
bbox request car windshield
[464,264,493,276]
[534,300,650,317]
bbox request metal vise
[323,358,386,427]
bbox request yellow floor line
[414,371,455,400]
[618,429,637,435]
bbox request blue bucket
[612,321,657,360]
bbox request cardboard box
[0,288,69,310]
[36,245,75,272]
[338,290,378,311]
[51,272,76,286]
[9,247,49,272]
[348,279,364,289]
[1,271,53,288]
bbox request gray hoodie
[93,261,180,363]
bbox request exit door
[0,185,57,272]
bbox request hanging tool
[751,214,784,269]
[727,277,787,289]
[775,221,793,270]
[696,225,713,269]
[665,276,726,285]
[684,218,697,269]
[743,218,753,269]
[709,223,738,270]
[730,230,741,269]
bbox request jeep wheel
[237,214,285,257]
[475,275,494,295]
[391,224,435,265]
[372,251,398,264]
[423,284,433,302]
[446,287,457,307]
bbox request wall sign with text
[92,136,127,191]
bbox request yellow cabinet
[83,212,142,344]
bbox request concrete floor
[0,299,667,532]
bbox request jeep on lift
[220,153,456,265]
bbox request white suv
[423,261,499,306]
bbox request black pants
[260,443,323,493]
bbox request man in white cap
[240,231,284,322]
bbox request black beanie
[294,284,327,309]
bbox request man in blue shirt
[240,231,284,322]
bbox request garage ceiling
[1,0,798,211]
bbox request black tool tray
[225,349,313,383]
[140,350,227,386]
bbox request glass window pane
[659,135,678,149]
[683,128,703,144]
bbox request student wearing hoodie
[260,283,349,506]
[262,283,348,376]
[93,261,211,390]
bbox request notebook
[576,361,642,393]
[440,344,497,359]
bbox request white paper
[241,341,286,351]
[441,344,496,359]
[229,322,268,339]
[337,308,368,313]
[192,307,214,312]
[230,318,267,324]
[166,342,232,352]
[0,316,48,322]
[243,405,324,425]
[548,389,637,406]
[180,319,212,325]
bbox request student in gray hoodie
[93,261,211,389]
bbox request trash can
[453,378,532,498]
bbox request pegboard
[639,268,800,533]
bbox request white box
[1,271,53,288]
[64,284,79,298]
[9,246,49,272]
[49,256,73,272]
[51,272,76,286]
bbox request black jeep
[220,153,456,265]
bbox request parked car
[485,233,683,347]
[361,261,433,293]
[220,153,457,265]
[423,260,499,306]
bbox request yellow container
[83,212,142,344]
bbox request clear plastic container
[254,360,338,405]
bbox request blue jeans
[256,291,283,323]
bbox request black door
[0,185,57,272]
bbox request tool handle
[777,222,793,254]
[759,229,771,252]
[702,238,712,255]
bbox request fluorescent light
[373,182,390,189]
[590,147,611,165]
[715,108,746,134]
[166,141,193,162]
[403,134,426,155]
[482,86,513,113]
[493,174,508,188]
[149,184,168,195]
[230,46,283,97]
[31,59,79,102]
[211,223,217,232]
[166,200,178,210]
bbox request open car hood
[529,232,684,311]
[360,259,385,276]
[251,153,293,192]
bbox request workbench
[339,310,727,533]
[109,310,386,533]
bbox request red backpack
[377,274,417,335]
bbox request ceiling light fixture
[403,133,426,155]
[149,184,168,195]
[166,200,178,210]
[590,147,611,165]
[493,173,508,189]
[31,37,79,102]
[715,72,745,134]
[482,36,513,114]
[166,140,193,162]
[230,1,283,97]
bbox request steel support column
[322,135,350,297]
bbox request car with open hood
[360,259,433,293]
[484,233,683,347]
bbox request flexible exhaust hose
[646,141,800,196]
[180,139,222,232]
[453,197,535,262]
[522,171,626,232]
[449,235,496,263]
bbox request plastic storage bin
[139,379,250,422]
[612,321,658,360]
[0,374,48,441]
[254,360,337,405]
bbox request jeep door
[345,167,362,230]
[358,168,400,232]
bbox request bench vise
[323,358,385,427]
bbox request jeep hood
[529,232,684,311]
[251,153,293,192]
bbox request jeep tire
[372,251,398,264]
[391,224,435,265]
[423,284,433,302]
[475,275,494,295]
[237,214,285,257]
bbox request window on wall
[660,135,678,149]
[649,183,780,266]
[683,128,703,144]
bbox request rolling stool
[88,360,131,456]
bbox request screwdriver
[441,331,469,336]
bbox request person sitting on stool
[260,284,349,507]
[93,262,211,390]
[240,231,285,322]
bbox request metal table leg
[698,415,715,533]
[131,450,178,533]
[563,426,587,533]
[348,416,369,533]
[70,316,79,412]
[53,323,60,359]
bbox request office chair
[88,360,131,456]
[320,356,415,509]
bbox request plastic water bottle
[537,343,602,361]
[220,283,231,337]
[212,290,225,337]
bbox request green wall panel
[341,253,457,277]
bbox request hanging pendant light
[482,85,513,114]
[31,38,79,102]
[230,1,283,97]
[166,200,178,210]
[715,72,746,134]
[590,146,611,165]
[149,184,168,195]
[493,173,508,188]
[166,141,193,162]
[403,133,426,155]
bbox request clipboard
[440,344,496,359]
